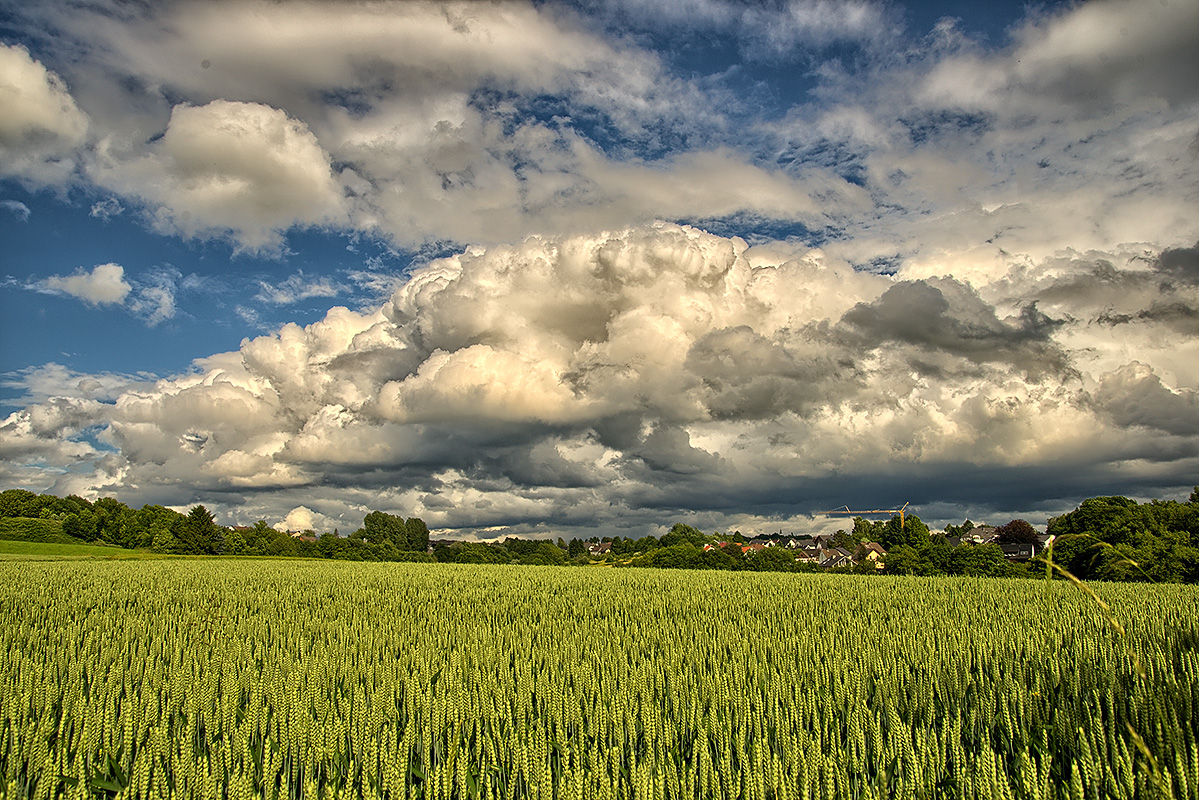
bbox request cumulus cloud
[768,0,1199,275]
[0,402,102,479]
[1156,245,1199,286]
[839,279,1067,376]
[1,0,1196,534]
[6,0,1189,262]
[1092,363,1199,438]
[42,263,132,305]
[0,43,88,184]
[15,0,857,251]
[4,225,1195,536]
[26,263,185,325]
[1005,0,1199,111]
[94,99,348,253]
[275,505,338,533]
[0,364,123,492]
[0,362,150,406]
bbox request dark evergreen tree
[568,537,586,558]
[177,505,223,555]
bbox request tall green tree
[92,497,133,546]
[1047,493,1199,582]
[829,529,856,550]
[404,517,429,552]
[882,545,922,575]
[61,511,98,541]
[746,546,798,572]
[660,523,706,548]
[176,505,224,555]
[0,489,37,518]
[360,511,405,546]
[132,505,185,550]
[878,514,931,552]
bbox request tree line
[1,487,1196,581]
[0,490,430,562]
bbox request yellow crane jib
[820,502,910,528]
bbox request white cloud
[345,268,411,300]
[1007,0,1198,110]
[763,0,1199,276]
[42,263,132,305]
[255,272,346,305]
[29,264,183,325]
[1,200,31,221]
[0,362,151,405]
[0,0,1192,263]
[580,0,900,60]
[89,197,123,220]
[275,505,337,533]
[0,402,102,473]
[1,0,1196,533]
[131,284,176,327]
[4,225,1195,535]
[94,99,347,253]
[741,0,900,59]
[0,43,89,184]
[21,0,786,250]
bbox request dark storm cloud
[838,278,1068,375]
[484,440,608,490]
[1155,245,1199,285]
[1092,363,1199,437]
[684,326,852,420]
[628,425,727,476]
[1003,251,1199,337]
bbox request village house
[963,525,998,544]
[999,543,1036,561]
[853,542,888,569]
[818,545,854,565]
[1001,534,1054,561]
[822,551,854,569]
[748,536,780,548]
[794,547,821,564]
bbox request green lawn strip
[0,539,147,559]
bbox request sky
[1,0,1197,540]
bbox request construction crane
[821,502,910,528]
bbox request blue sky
[1,0,1196,538]
[1,192,412,383]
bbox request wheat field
[1,561,1195,799]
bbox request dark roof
[1000,543,1036,560]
